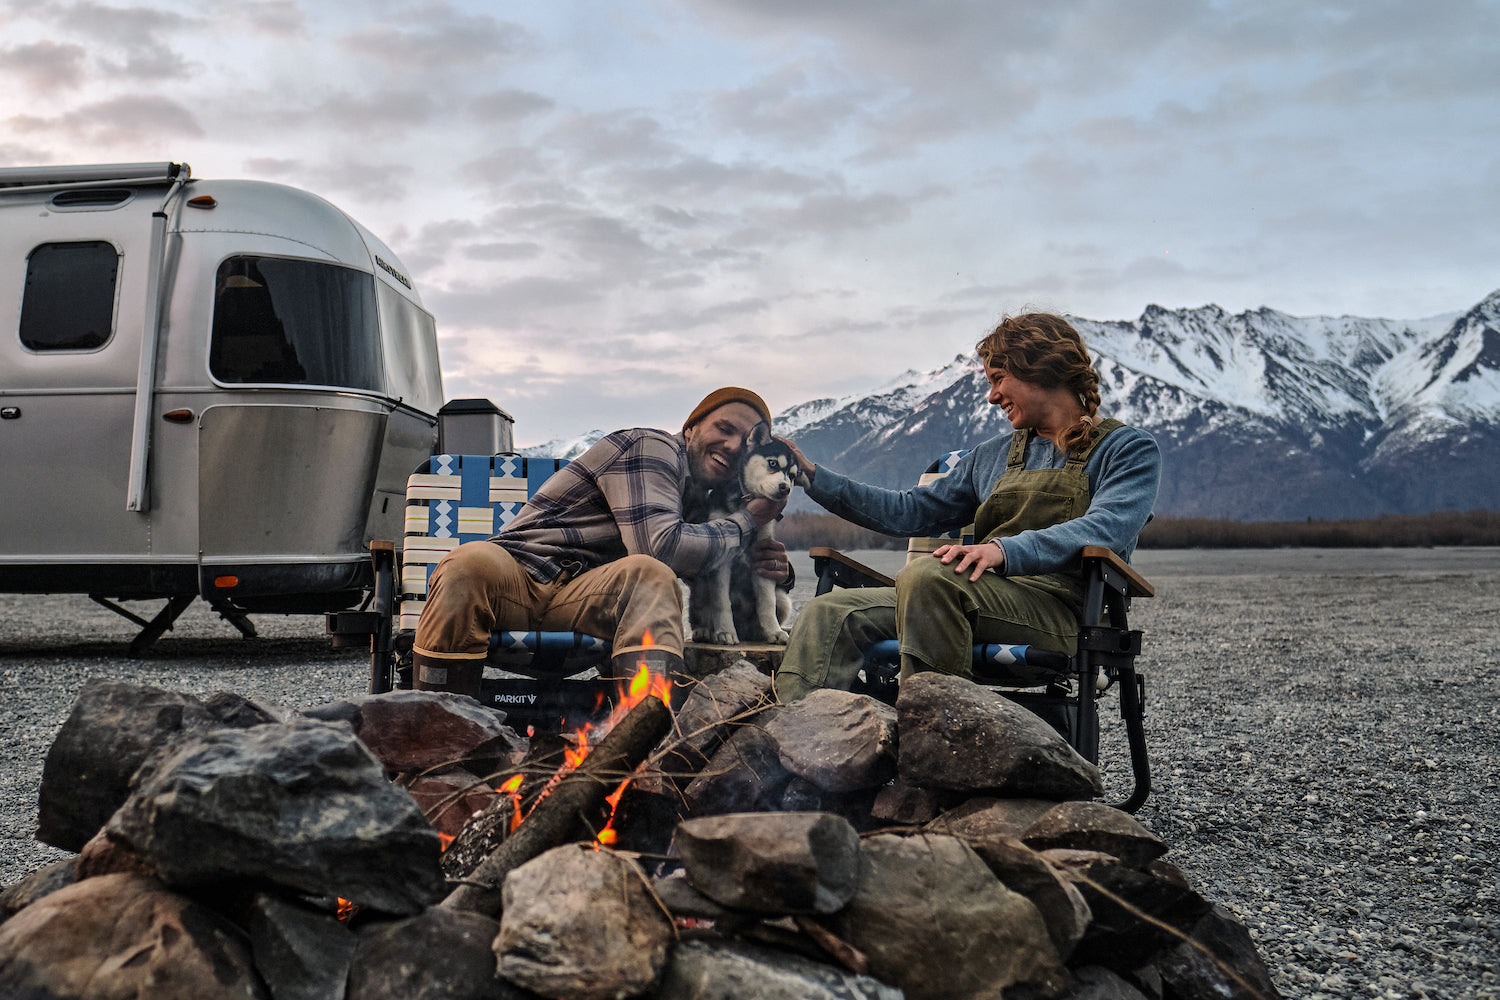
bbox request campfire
[0,664,1282,1000]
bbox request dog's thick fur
[686,439,798,645]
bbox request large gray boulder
[763,689,898,793]
[896,673,1103,800]
[347,908,519,1000]
[675,811,861,914]
[1022,801,1167,868]
[0,872,267,999]
[105,718,445,914]
[36,680,277,852]
[496,844,673,1000]
[818,833,1069,1000]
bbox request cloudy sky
[3,1,1496,444]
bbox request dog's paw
[767,628,790,645]
[692,625,739,645]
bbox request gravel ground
[2,547,1497,998]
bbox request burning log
[439,731,570,881]
[442,692,674,916]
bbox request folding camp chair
[327,453,619,732]
[809,450,1155,812]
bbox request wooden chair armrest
[1080,545,1154,598]
[810,546,896,594]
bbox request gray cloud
[318,158,414,203]
[465,241,544,261]
[314,89,445,130]
[709,61,870,145]
[226,0,306,39]
[433,274,609,324]
[2,40,87,90]
[0,141,58,167]
[241,156,302,178]
[39,1,200,80]
[9,94,204,142]
[339,2,532,71]
[754,189,912,235]
[470,88,556,123]
[542,111,680,167]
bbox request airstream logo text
[374,255,411,289]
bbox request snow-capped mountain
[517,429,608,461]
[514,290,1500,520]
[782,290,1500,520]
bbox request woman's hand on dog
[748,535,792,585]
[776,437,816,488]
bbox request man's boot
[413,652,485,700]
[608,647,685,684]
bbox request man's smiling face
[684,402,764,485]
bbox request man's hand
[776,436,816,489]
[748,536,792,585]
[934,541,1006,582]
[745,494,788,527]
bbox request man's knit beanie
[683,387,772,432]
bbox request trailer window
[377,282,444,415]
[19,241,119,351]
[210,256,381,390]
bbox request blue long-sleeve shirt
[805,424,1161,576]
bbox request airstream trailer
[0,161,508,650]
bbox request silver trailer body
[0,162,448,628]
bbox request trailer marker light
[187,195,217,209]
[163,409,194,423]
[214,576,239,588]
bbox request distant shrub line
[1137,510,1500,548]
[776,509,1500,551]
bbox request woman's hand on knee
[934,541,1006,582]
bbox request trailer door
[0,204,165,572]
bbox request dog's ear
[747,420,771,447]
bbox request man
[413,387,792,698]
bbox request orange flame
[498,773,525,833]
[513,640,674,845]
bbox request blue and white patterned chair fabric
[807,449,1156,812]
[334,453,620,731]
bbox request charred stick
[441,694,674,916]
[440,733,569,881]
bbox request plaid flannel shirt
[491,428,756,584]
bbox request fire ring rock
[816,833,1069,1000]
[104,718,446,914]
[1021,800,1168,868]
[895,672,1104,800]
[763,689,898,793]
[0,872,266,999]
[675,811,861,914]
[495,844,672,1000]
[36,679,275,853]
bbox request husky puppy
[687,439,799,645]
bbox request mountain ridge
[521,291,1500,520]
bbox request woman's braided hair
[976,312,1101,454]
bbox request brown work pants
[412,541,684,666]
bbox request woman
[774,312,1161,701]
